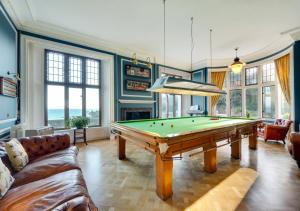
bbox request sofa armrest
[290,132,300,161]
[18,134,71,161]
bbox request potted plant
[66,116,90,129]
[246,112,250,119]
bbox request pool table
[111,116,262,200]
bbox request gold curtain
[275,54,290,104]
[210,71,226,113]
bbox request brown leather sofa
[289,132,300,168]
[0,134,98,211]
[257,119,292,144]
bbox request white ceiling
[3,0,300,70]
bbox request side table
[73,127,88,145]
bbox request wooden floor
[77,138,300,211]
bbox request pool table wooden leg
[117,135,126,160]
[203,142,217,173]
[231,134,242,159]
[155,151,173,200]
[249,126,258,150]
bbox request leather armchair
[289,132,300,168]
[257,119,292,144]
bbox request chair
[257,119,292,144]
[288,132,300,168]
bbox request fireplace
[121,108,152,121]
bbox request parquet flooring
[77,138,300,211]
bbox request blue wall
[294,41,300,131]
[191,68,208,114]
[0,3,18,137]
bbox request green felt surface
[115,116,255,138]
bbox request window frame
[44,49,101,129]
[245,66,258,86]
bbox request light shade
[229,50,246,74]
[147,76,226,96]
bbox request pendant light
[229,48,245,74]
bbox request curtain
[210,71,226,114]
[275,54,290,105]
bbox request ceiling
[3,0,300,70]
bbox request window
[86,59,99,85]
[69,57,82,84]
[47,85,65,128]
[47,52,64,82]
[230,71,242,87]
[86,88,100,126]
[69,88,82,118]
[246,88,258,117]
[230,90,242,116]
[245,67,258,85]
[161,73,182,118]
[216,94,226,116]
[262,86,276,118]
[278,88,290,119]
[45,50,101,128]
[263,62,275,83]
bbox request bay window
[212,60,289,120]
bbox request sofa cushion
[5,139,29,171]
[0,159,14,199]
[12,147,80,187]
[0,169,95,211]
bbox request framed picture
[0,77,17,98]
[125,64,151,78]
[126,80,150,91]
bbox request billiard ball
[192,120,194,122]
[161,123,164,126]
[171,124,174,127]
[153,122,155,124]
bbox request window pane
[230,90,242,116]
[86,88,100,126]
[174,95,181,117]
[263,62,275,83]
[86,59,99,85]
[246,88,258,118]
[245,67,258,85]
[216,94,226,116]
[263,86,276,118]
[47,85,65,128]
[161,94,167,118]
[69,57,82,83]
[47,52,64,82]
[69,88,82,118]
[230,71,241,87]
[168,94,174,118]
[279,89,290,119]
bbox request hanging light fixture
[147,6,226,97]
[229,48,245,74]
[146,57,152,69]
[131,53,138,65]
